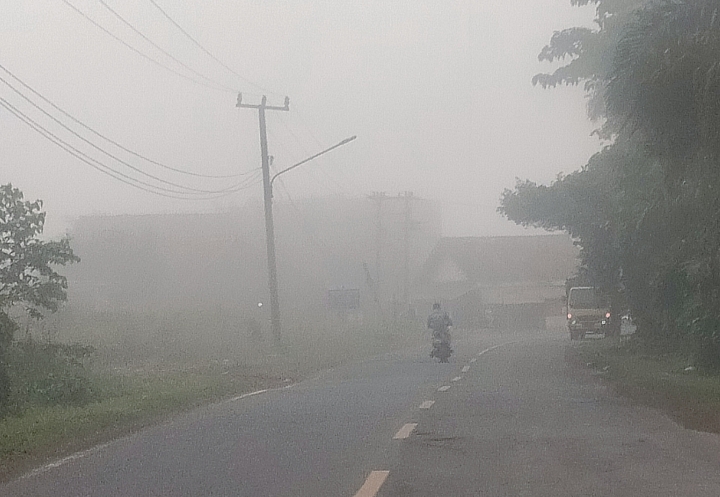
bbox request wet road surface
[3,329,720,496]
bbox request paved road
[4,329,720,496]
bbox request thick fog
[1,0,599,237]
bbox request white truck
[566,286,611,340]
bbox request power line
[0,97,262,199]
[274,119,355,196]
[274,178,333,254]
[289,109,361,194]
[265,124,335,195]
[1,97,199,198]
[60,0,233,94]
[96,0,239,93]
[0,62,249,179]
[0,75,242,195]
[146,0,276,96]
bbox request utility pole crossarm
[236,93,289,347]
[236,93,290,111]
[236,92,355,349]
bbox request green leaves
[0,184,79,410]
[518,0,720,365]
[0,184,79,318]
[533,0,652,127]
[607,0,720,176]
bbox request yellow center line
[419,400,435,409]
[393,423,418,439]
[354,470,390,497]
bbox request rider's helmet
[432,302,441,310]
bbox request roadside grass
[0,313,423,481]
[0,369,274,480]
[571,337,720,433]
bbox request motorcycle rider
[427,303,453,358]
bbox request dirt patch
[609,379,720,434]
[565,341,720,434]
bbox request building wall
[418,235,579,329]
[65,195,441,315]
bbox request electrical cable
[266,124,329,194]
[274,120,355,196]
[0,97,262,199]
[0,62,251,179]
[146,0,277,96]
[292,107,326,149]
[0,75,243,194]
[96,0,239,93]
[1,97,202,198]
[290,110,361,194]
[60,0,234,94]
[274,177,333,254]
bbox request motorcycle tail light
[567,313,572,320]
[605,312,611,318]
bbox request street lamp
[270,136,357,189]
[264,135,357,346]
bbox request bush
[5,340,96,413]
[0,314,18,413]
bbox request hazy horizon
[2,0,600,238]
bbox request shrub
[5,340,96,413]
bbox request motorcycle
[430,328,452,363]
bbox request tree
[504,0,720,364]
[499,143,640,334]
[604,0,720,362]
[533,0,650,132]
[607,0,720,170]
[0,184,79,408]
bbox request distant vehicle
[566,286,611,340]
[428,303,453,362]
[430,330,452,363]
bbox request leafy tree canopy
[502,0,720,361]
[533,0,649,126]
[607,0,720,177]
[0,184,79,319]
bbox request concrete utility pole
[236,94,289,347]
[237,93,356,347]
[370,192,386,291]
[402,191,414,305]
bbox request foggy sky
[1,0,599,237]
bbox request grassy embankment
[0,309,423,481]
[572,337,720,433]
[0,370,267,478]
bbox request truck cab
[566,286,610,340]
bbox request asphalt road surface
[4,328,720,496]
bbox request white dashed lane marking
[451,376,462,382]
[478,342,516,357]
[355,343,518,497]
[354,471,390,497]
[393,423,418,439]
